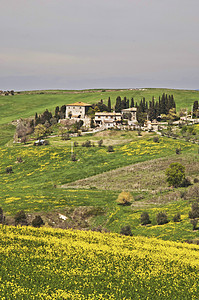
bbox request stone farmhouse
[65,102,92,127]
[95,112,122,129]
[65,101,137,129]
[66,102,92,119]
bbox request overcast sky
[1,0,199,90]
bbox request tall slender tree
[108,97,111,112]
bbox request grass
[1,88,199,125]
[0,133,198,241]
[0,124,15,146]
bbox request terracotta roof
[67,102,92,107]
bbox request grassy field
[1,88,199,124]
[0,225,199,299]
[0,129,199,241]
[1,89,199,299]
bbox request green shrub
[156,212,168,225]
[0,207,4,224]
[107,145,114,152]
[82,140,91,147]
[165,163,185,187]
[190,219,198,230]
[153,136,159,143]
[71,153,77,161]
[116,192,133,206]
[173,213,181,222]
[189,203,199,219]
[17,156,23,163]
[14,210,27,226]
[98,139,103,147]
[32,216,44,228]
[6,166,13,174]
[120,225,132,236]
[140,212,151,225]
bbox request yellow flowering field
[0,225,199,299]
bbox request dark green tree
[130,97,134,108]
[115,96,122,112]
[108,97,111,112]
[193,101,199,117]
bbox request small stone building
[66,102,92,119]
[121,107,137,124]
[95,112,122,128]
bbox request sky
[0,0,199,91]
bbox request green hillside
[0,88,199,125]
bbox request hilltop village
[12,92,199,145]
[64,101,137,129]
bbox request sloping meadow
[0,137,195,214]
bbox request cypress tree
[55,106,59,117]
[193,100,199,117]
[108,97,111,112]
[115,96,122,112]
[130,98,134,107]
[126,99,129,109]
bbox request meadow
[1,89,199,299]
[0,225,199,299]
[0,130,199,241]
[1,88,199,125]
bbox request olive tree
[165,162,185,187]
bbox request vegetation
[140,212,151,225]
[1,88,199,298]
[165,162,186,187]
[32,215,44,227]
[0,226,199,299]
[156,212,168,225]
[116,192,133,206]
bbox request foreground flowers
[0,225,198,299]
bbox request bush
[165,163,185,187]
[153,136,159,143]
[116,192,133,206]
[140,212,151,225]
[17,156,23,163]
[74,141,78,147]
[176,148,181,155]
[98,139,103,147]
[120,225,133,236]
[190,218,198,230]
[14,210,27,226]
[71,153,77,161]
[82,140,91,147]
[173,213,181,222]
[194,178,199,183]
[0,207,4,224]
[156,212,168,225]
[32,216,44,228]
[181,177,191,187]
[107,145,114,152]
[189,203,199,219]
[6,166,13,174]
